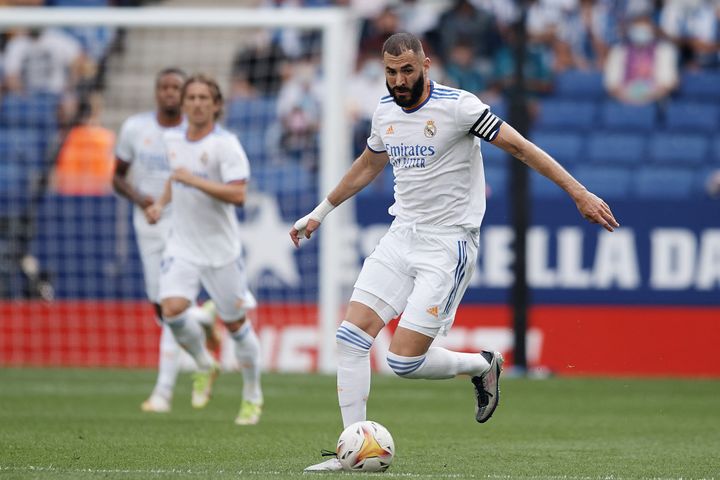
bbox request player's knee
[161,297,191,320]
[223,314,247,333]
[335,321,372,356]
[386,352,426,378]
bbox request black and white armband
[470,109,503,142]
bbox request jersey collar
[401,80,434,114]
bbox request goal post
[0,7,355,373]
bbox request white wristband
[293,198,335,233]
[309,198,335,223]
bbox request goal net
[0,6,355,373]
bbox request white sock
[335,321,373,428]
[387,347,490,379]
[165,309,214,371]
[187,304,212,327]
[230,321,263,404]
[153,323,180,400]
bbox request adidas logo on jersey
[426,305,439,317]
[385,125,394,135]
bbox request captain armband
[470,109,503,142]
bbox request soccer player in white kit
[113,68,219,414]
[147,74,263,426]
[293,33,620,471]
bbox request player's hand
[139,195,154,209]
[145,203,163,225]
[290,215,321,248]
[575,191,619,232]
[171,167,195,186]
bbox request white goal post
[0,7,355,373]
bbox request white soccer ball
[336,420,395,472]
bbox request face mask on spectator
[628,24,654,46]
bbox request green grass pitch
[0,368,718,479]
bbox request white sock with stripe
[165,309,214,371]
[336,321,373,428]
[387,347,490,379]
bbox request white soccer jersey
[162,126,250,267]
[115,111,186,239]
[366,81,502,229]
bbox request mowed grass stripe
[0,369,718,480]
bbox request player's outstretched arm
[490,123,620,232]
[290,147,389,247]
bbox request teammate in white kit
[148,74,263,426]
[292,33,620,471]
[113,68,219,414]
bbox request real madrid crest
[200,152,209,165]
[424,120,437,138]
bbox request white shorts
[158,254,255,322]
[136,231,167,304]
[353,224,479,337]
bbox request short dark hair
[155,67,187,86]
[181,73,224,120]
[381,32,424,57]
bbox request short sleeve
[458,92,503,142]
[220,135,250,183]
[366,106,387,153]
[115,118,135,162]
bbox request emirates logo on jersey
[424,120,436,138]
[200,152,209,165]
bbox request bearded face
[386,70,425,108]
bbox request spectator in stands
[348,55,386,157]
[555,0,611,71]
[659,0,719,69]
[492,23,554,103]
[444,38,495,99]
[3,28,95,126]
[431,0,500,73]
[231,32,288,97]
[604,13,679,105]
[358,6,401,62]
[52,91,115,195]
[394,0,442,38]
[276,54,322,170]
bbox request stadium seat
[482,142,510,163]
[599,101,656,133]
[572,165,632,199]
[531,169,564,198]
[713,136,720,164]
[0,128,49,171]
[530,131,584,166]
[586,132,646,165]
[634,167,695,199]
[677,71,720,102]
[484,165,508,199]
[0,93,60,130]
[664,101,719,134]
[534,100,598,132]
[553,70,605,100]
[251,163,314,195]
[226,96,278,164]
[648,133,710,165]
